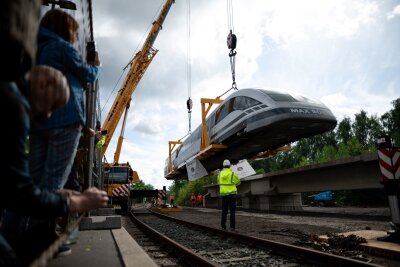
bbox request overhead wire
[226,0,238,93]
[227,0,234,33]
[101,70,126,113]
[186,0,193,134]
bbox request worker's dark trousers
[221,194,236,229]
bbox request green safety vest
[96,135,106,149]
[218,168,241,196]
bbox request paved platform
[45,206,182,266]
[47,226,157,267]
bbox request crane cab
[103,162,135,210]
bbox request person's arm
[59,187,108,213]
[63,43,102,83]
[234,173,241,186]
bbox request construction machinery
[100,0,174,209]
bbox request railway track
[125,208,384,267]
[122,213,188,267]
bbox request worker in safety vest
[170,194,175,207]
[218,159,241,231]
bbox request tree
[380,111,394,137]
[390,98,400,145]
[367,114,383,147]
[336,117,352,144]
[353,110,369,147]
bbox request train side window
[233,96,262,110]
[207,114,215,129]
[215,104,229,124]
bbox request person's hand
[88,127,102,138]
[88,128,96,136]
[68,187,108,213]
[56,189,82,198]
[93,51,101,66]
[28,65,69,119]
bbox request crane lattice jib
[102,0,174,157]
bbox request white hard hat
[223,159,231,167]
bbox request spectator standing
[218,159,241,231]
[30,8,102,192]
[170,194,175,207]
[197,193,203,207]
[0,1,108,265]
[190,193,196,207]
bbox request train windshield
[233,96,262,110]
[260,90,297,102]
[215,96,261,124]
[259,89,323,105]
[291,94,323,105]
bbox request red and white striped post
[377,136,400,240]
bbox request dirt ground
[161,206,399,267]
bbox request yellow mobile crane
[101,0,174,210]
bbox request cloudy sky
[92,0,400,190]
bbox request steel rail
[148,209,384,267]
[129,211,219,267]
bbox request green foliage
[296,156,311,167]
[173,175,217,205]
[336,117,352,144]
[132,180,154,190]
[315,145,338,163]
[352,110,385,148]
[345,137,364,156]
[381,98,400,146]
[352,110,369,147]
[334,189,387,206]
[167,179,187,199]
[255,168,265,175]
[145,183,154,190]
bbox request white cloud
[387,4,400,20]
[255,0,379,45]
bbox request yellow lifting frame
[168,140,182,174]
[167,97,228,179]
[200,97,223,151]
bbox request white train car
[165,88,337,179]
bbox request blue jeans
[29,124,82,190]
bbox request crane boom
[113,102,130,163]
[102,0,175,157]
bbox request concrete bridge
[204,151,383,211]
